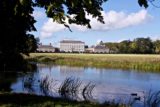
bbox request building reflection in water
[37,63,53,73]
[59,66,85,76]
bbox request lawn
[27,53,160,72]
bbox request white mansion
[60,40,85,52]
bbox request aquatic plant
[82,82,96,101]
[58,77,82,99]
[39,75,53,96]
[39,76,96,101]
[144,91,160,107]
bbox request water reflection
[60,66,84,75]
[11,64,160,105]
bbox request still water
[11,64,160,104]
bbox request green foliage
[0,0,38,70]
[35,0,107,28]
[104,42,119,53]
[0,0,108,70]
[138,0,148,8]
[0,0,36,53]
[153,40,160,54]
[118,40,132,53]
[104,37,157,54]
[132,38,154,54]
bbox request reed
[54,77,95,101]
[27,53,160,72]
[36,76,96,101]
[58,77,82,99]
[82,82,96,101]
[39,75,53,96]
[144,91,160,107]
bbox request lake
[11,63,160,106]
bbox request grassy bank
[0,92,125,107]
[1,92,160,107]
[27,53,160,72]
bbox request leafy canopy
[34,0,108,29]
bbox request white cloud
[40,10,152,38]
[40,19,66,38]
[32,10,45,19]
[89,10,152,31]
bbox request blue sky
[31,0,160,47]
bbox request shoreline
[0,92,124,107]
[27,53,160,72]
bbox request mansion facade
[60,40,85,53]
[36,40,110,53]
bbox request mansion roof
[60,40,84,44]
[38,45,55,49]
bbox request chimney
[49,43,52,46]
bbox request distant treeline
[104,37,160,54]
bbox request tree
[153,40,160,54]
[138,0,148,8]
[132,37,154,54]
[118,40,132,53]
[35,0,107,28]
[0,0,37,71]
[0,0,108,71]
[104,37,157,54]
[25,35,39,54]
[138,0,160,8]
[130,42,139,53]
[104,42,119,53]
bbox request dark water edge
[0,93,130,107]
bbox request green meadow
[27,53,160,72]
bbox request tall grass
[58,77,96,101]
[144,91,160,107]
[39,75,54,96]
[82,82,96,101]
[58,77,82,99]
[27,53,160,72]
